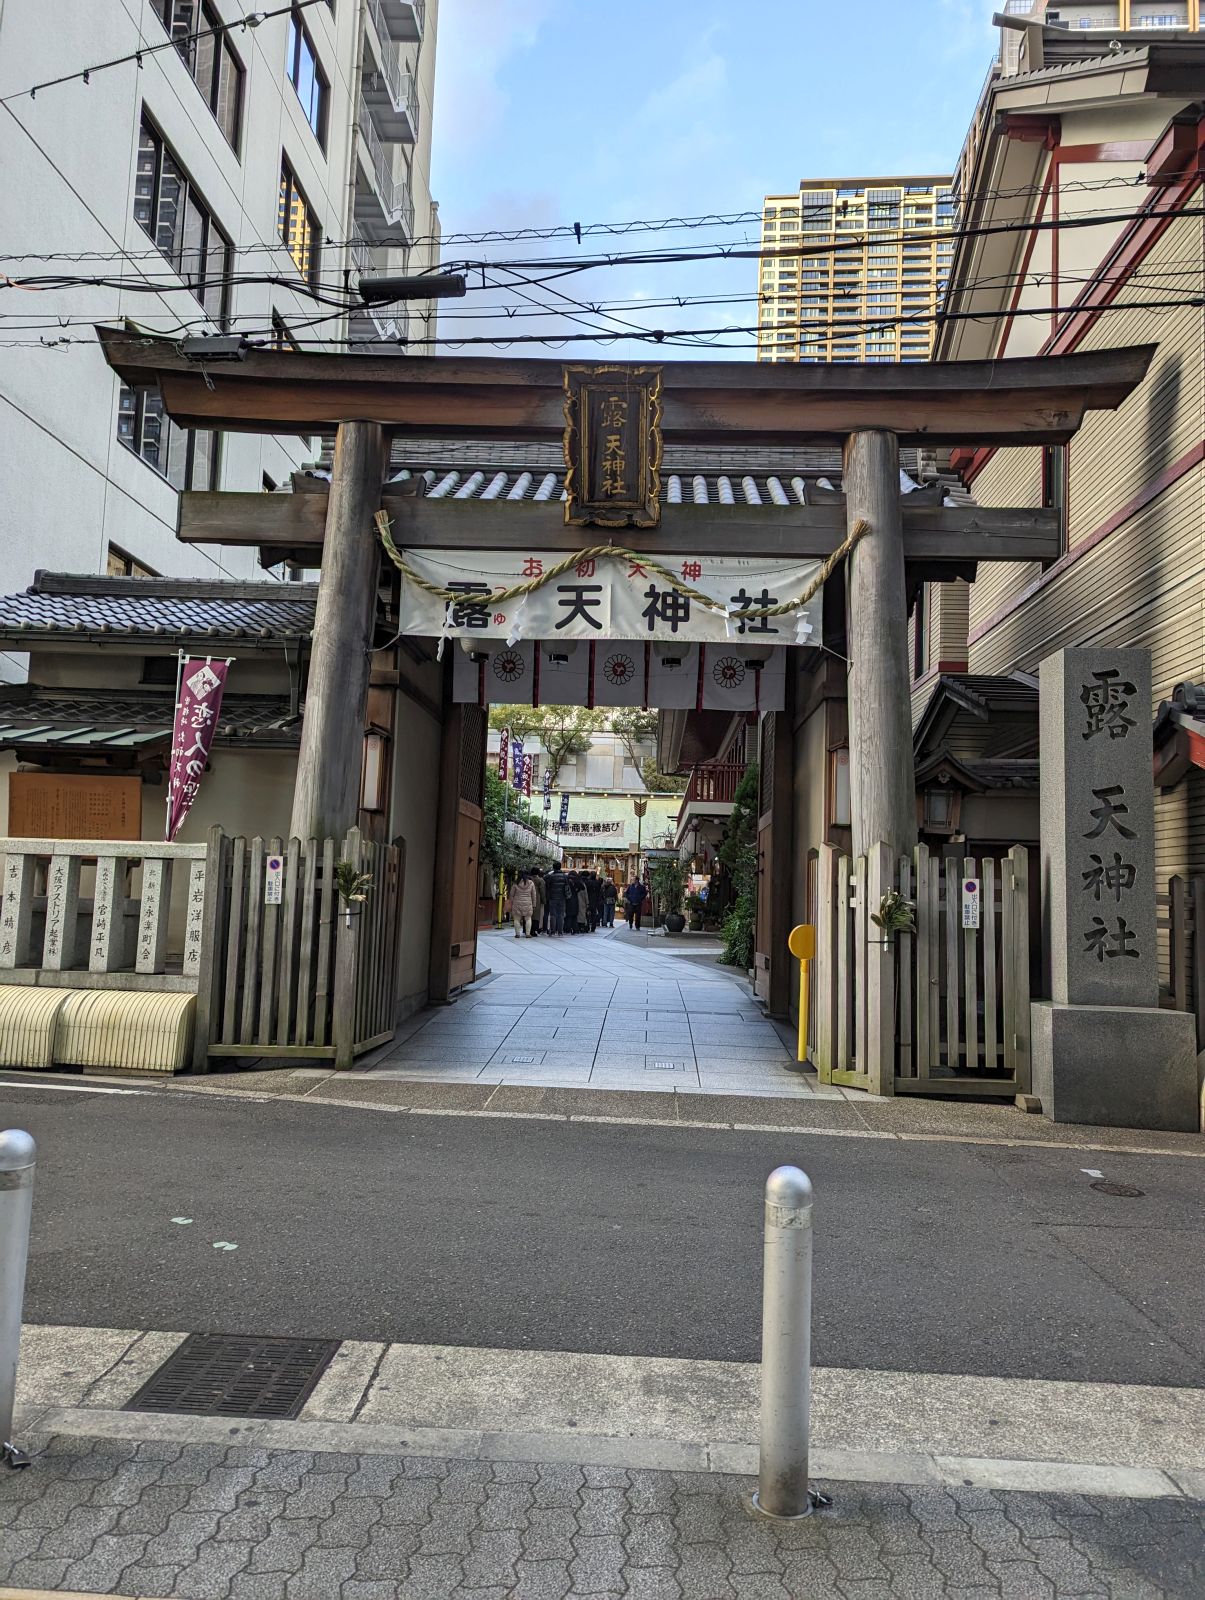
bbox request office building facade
[0,0,439,672]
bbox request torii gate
[96,330,1153,882]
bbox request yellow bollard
[787,924,816,1065]
[497,868,507,928]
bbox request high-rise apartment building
[756,177,955,365]
[0,0,439,671]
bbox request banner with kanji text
[166,657,230,842]
[400,549,822,646]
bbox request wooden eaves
[178,485,1063,573]
[94,327,1155,447]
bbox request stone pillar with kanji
[1032,647,1198,1130]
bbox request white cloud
[431,0,557,164]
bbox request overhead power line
[0,173,1158,264]
[2,257,1200,333]
[5,289,1198,353]
[6,199,1200,311]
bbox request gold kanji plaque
[563,365,662,528]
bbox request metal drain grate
[125,1334,340,1420]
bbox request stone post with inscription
[1032,647,1198,1130]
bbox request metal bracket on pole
[748,1165,831,1520]
[1,1129,36,1470]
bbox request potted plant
[652,858,688,934]
[870,888,916,945]
[685,892,707,932]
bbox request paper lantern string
[374,512,870,623]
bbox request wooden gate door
[754,814,773,1003]
[431,702,487,1001]
[450,797,481,989]
[754,709,794,1011]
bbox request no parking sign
[961,878,980,930]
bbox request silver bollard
[1,1128,36,1470]
[750,1164,828,1519]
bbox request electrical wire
[3,257,1200,334]
[3,289,1197,353]
[0,173,1160,264]
[0,0,331,108]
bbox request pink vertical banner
[497,726,509,781]
[523,754,533,797]
[166,657,231,841]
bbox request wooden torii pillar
[288,421,385,844]
[844,430,917,860]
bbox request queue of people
[505,864,644,938]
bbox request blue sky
[428,0,999,360]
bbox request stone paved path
[374,927,823,1097]
[1,1434,1202,1600]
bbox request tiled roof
[383,438,950,476]
[377,459,970,509]
[0,573,317,645]
[0,688,301,752]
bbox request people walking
[602,877,617,927]
[623,875,648,932]
[545,862,568,936]
[530,869,546,937]
[510,871,536,938]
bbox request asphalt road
[3,1078,1204,1388]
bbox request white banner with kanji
[400,549,822,646]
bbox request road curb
[15,1402,1199,1503]
[0,1590,162,1600]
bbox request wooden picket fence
[813,841,1031,1097]
[193,825,403,1071]
[1158,874,1204,1051]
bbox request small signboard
[962,878,981,930]
[563,364,662,528]
[264,854,284,905]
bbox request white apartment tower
[0,0,439,665]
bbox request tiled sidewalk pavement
[374,927,821,1097]
[2,1435,1203,1600]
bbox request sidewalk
[2,1431,1202,1599]
[4,1325,1204,1598]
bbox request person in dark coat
[545,863,568,936]
[602,877,617,927]
[623,875,648,931]
[564,871,581,934]
[585,871,603,931]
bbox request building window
[1042,443,1068,553]
[150,1,243,151]
[913,585,928,679]
[286,7,328,143]
[107,543,159,579]
[278,161,320,285]
[828,747,851,830]
[134,116,232,323]
[117,386,220,491]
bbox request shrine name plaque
[9,773,143,841]
[563,364,662,529]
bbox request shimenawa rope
[374,512,869,623]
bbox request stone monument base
[1031,1001,1199,1131]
